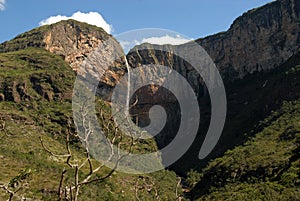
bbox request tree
[40,99,137,201]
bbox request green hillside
[189,99,300,200]
[187,55,300,200]
[0,48,182,200]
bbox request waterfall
[124,55,131,116]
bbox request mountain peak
[0,19,112,71]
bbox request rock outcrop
[199,0,300,79]
[42,20,110,72]
[0,20,127,92]
[128,0,300,80]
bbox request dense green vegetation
[0,48,182,200]
[189,99,300,200]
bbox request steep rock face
[125,0,300,173]
[126,44,209,150]
[199,0,300,79]
[42,20,109,72]
[0,20,127,91]
[128,0,300,80]
[127,44,208,100]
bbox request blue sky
[0,0,274,43]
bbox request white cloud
[0,0,6,11]
[119,35,191,53]
[141,34,190,45]
[39,15,69,25]
[39,11,112,34]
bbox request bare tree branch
[57,168,67,201]
[39,137,71,158]
[41,97,138,201]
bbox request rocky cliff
[128,0,300,80]
[126,0,300,173]
[0,20,127,93]
[199,0,300,79]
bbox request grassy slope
[189,55,300,200]
[0,48,182,200]
[192,99,300,201]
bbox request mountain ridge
[130,0,300,80]
[0,0,300,200]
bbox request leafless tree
[40,98,139,201]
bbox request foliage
[192,99,300,200]
[0,48,181,200]
[186,170,202,188]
